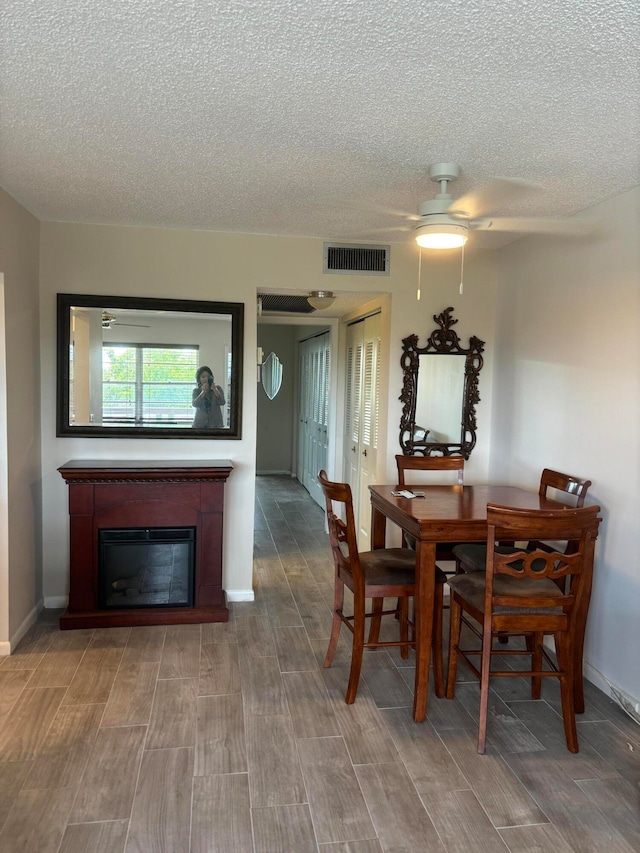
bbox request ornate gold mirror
[399,307,484,458]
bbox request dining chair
[318,469,446,703]
[452,468,592,572]
[453,468,593,707]
[395,454,464,561]
[445,503,601,754]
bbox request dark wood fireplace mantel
[58,459,233,629]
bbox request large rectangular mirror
[57,294,244,438]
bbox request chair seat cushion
[359,548,446,587]
[452,543,521,572]
[447,571,564,614]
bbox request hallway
[0,475,638,851]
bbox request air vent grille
[324,243,390,275]
[259,294,315,314]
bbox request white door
[298,331,330,507]
[343,313,381,549]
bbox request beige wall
[491,186,640,706]
[0,188,41,648]
[256,325,297,474]
[38,221,498,602]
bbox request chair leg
[324,579,344,668]
[432,583,445,698]
[398,597,410,660]
[445,593,462,699]
[573,651,586,714]
[555,630,579,753]
[346,591,366,704]
[477,623,493,754]
[368,597,384,644]
[531,631,543,699]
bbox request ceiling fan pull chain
[417,247,422,301]
[459,243,465,295]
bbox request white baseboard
[226,589,255,602]
[583,660,640,721]
[583,659,612,696]
[256,470,293,476]
[0,642,11,656]
[44,596,69,608]
[6,599,44,654]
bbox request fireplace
[98,527,195,609]
[58,459,232,628]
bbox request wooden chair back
[539,469,591,507]
[395,454,464,487]
[318,469,363,591]
[485,504,601,614]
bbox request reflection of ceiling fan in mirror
[102,311,151,329]
[383,163,593,249]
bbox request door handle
[351,446,356,453]
[362,449,368,457]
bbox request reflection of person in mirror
[192,366,226,428]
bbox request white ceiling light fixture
[413,164,468,250]
[307,290,335,309]
[415,220,468,249]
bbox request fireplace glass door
[98,527,195,609]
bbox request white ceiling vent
[323,243,390,275]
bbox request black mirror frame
[399,307,484,459]
[56,293,244,439]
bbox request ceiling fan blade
[376,207,421,221]
[117,322,151,327]
[447,178,542,219]
[352,225,414,235]
[470,216,594,235]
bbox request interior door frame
[257,315,341,483]
[255,292,392,508]
[0,274,9,653]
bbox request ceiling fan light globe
[415,223,468,249]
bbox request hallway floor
[0,474,638,851]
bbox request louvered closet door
[343,313,381,550]
[298,331,330,508]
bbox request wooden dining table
[369,483,571,722]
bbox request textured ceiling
[1,1,639,248]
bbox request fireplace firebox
[58,459,232,629]
[98,527,195,609]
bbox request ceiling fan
[386,163,593,249]
[102,311,150,329]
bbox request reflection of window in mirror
[261,352,283,400]
[99,344,199,427]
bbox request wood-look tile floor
[1,474,639,852]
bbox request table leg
[370,504,386,550]
[413,539,436,722]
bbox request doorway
[255,294,389,529]
[0,274,7,653]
